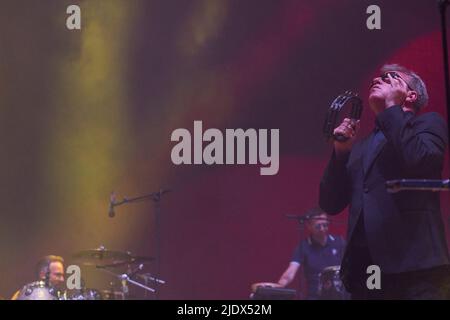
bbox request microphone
[109,192,116,218]
[286,214,309,224]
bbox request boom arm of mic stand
[137,273,166,284]
[121,274,156,293]
[285,214,346,224]
[107,189,170,299]
[111,189,172,209]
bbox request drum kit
[15,246,163,300]
[317,266,349,300]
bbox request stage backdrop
[0,0,449,299]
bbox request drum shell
[16,281,61,300]
[318,266,349,300]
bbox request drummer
[11,255,65,300]
[277,207,346,299]
[35,255,66,289]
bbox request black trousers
[345,245,450,300]
[350,266,450,300]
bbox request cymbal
[73,248,132,267]
[100,255,155,268]
[131,256,155,263]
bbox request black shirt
[352,127,385,247]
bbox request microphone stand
[96,265,156,296]
[110,189,170,299]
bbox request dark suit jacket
[320,105,450,275]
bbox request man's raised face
[368,70,415,112]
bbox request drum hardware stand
[137,273,166,285]
[96,265,156,297]
[109,189,170,299]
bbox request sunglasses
[379,71,414,91]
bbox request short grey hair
[381,64,429,111]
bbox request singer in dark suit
[319,64,450,299]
